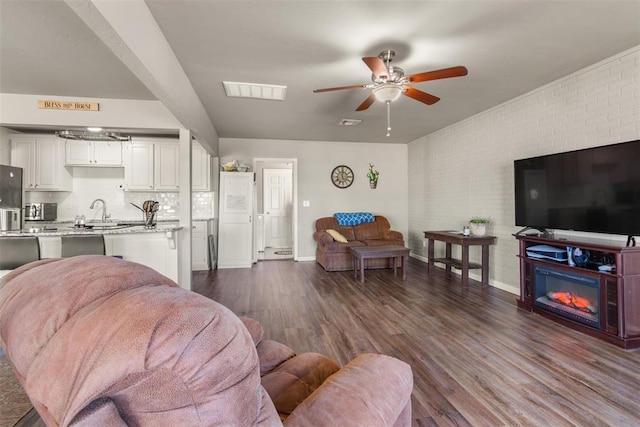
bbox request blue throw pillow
[334,212,375,226]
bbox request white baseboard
[409,253,519,295]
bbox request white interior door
[263,168,292,248]
[218,172,254,268]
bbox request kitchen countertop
[1,222,182,237]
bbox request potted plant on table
[367,163,379,189]
[469,217,490,236]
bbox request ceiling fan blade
[313,84,369,93]
[407,66,468,83]
[403,86,440,105]
[356,93,377,111]
[362,57,388,79]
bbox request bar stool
[61,235,105,257]
[0,236,40,269]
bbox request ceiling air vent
[339,119,362,126]
[223,81,287,101]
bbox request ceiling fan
[313,50,468,136]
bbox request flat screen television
[514,139,640,236]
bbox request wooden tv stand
[515,233,640,349]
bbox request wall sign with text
[37,99,99,111]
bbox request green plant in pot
[469,217,490,236]
[367,163,379,189]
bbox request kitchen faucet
[90,198,110,222]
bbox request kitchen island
[1,222,183,285]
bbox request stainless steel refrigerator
[0,164,23,231]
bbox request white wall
[408,46,640,294]
[220,138,408,260]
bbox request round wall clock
[331,165,354,188]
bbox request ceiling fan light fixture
[372,84,403,103]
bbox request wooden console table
[424,231,496,287]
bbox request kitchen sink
[85,223,139,230]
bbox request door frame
[252,158,298,262]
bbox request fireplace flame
[546,292,596,314]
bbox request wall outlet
[423,240,426,247]
[303,200,310,207]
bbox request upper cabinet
[10,135,72,191]
[123,141,158,191]
[65,140,122,166]
[123,138,179,191]
[154,142,180,191]
[123,138,214,192]
[192,141,213,192]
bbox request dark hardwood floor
[13,258,640,426]
[194,258,640,426]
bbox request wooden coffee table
[349,245,410,283]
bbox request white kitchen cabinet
[65,140,122,166]
[123,139,179,191]
[104,232,179,284]
[192,220,211,270]
[123,141,155,190]
[192,141,213,191]
[37,232,180,285]
[10,135,72,191]
[154,142,180,191]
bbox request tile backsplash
[25,167,214,221]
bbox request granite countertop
[1,221,182,237]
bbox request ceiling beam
[64,0,219,155]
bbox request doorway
[253,159,297,262]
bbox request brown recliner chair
[0,256,413,426]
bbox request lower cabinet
[192,220,212,270]
[38,225,214,277]
[105,233,178,283]
[38,232,180,286]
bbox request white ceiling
[1,0,639,144]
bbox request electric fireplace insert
[534,266,599,329]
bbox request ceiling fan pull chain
[386,100,392,137]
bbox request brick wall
[408,46,640,294]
